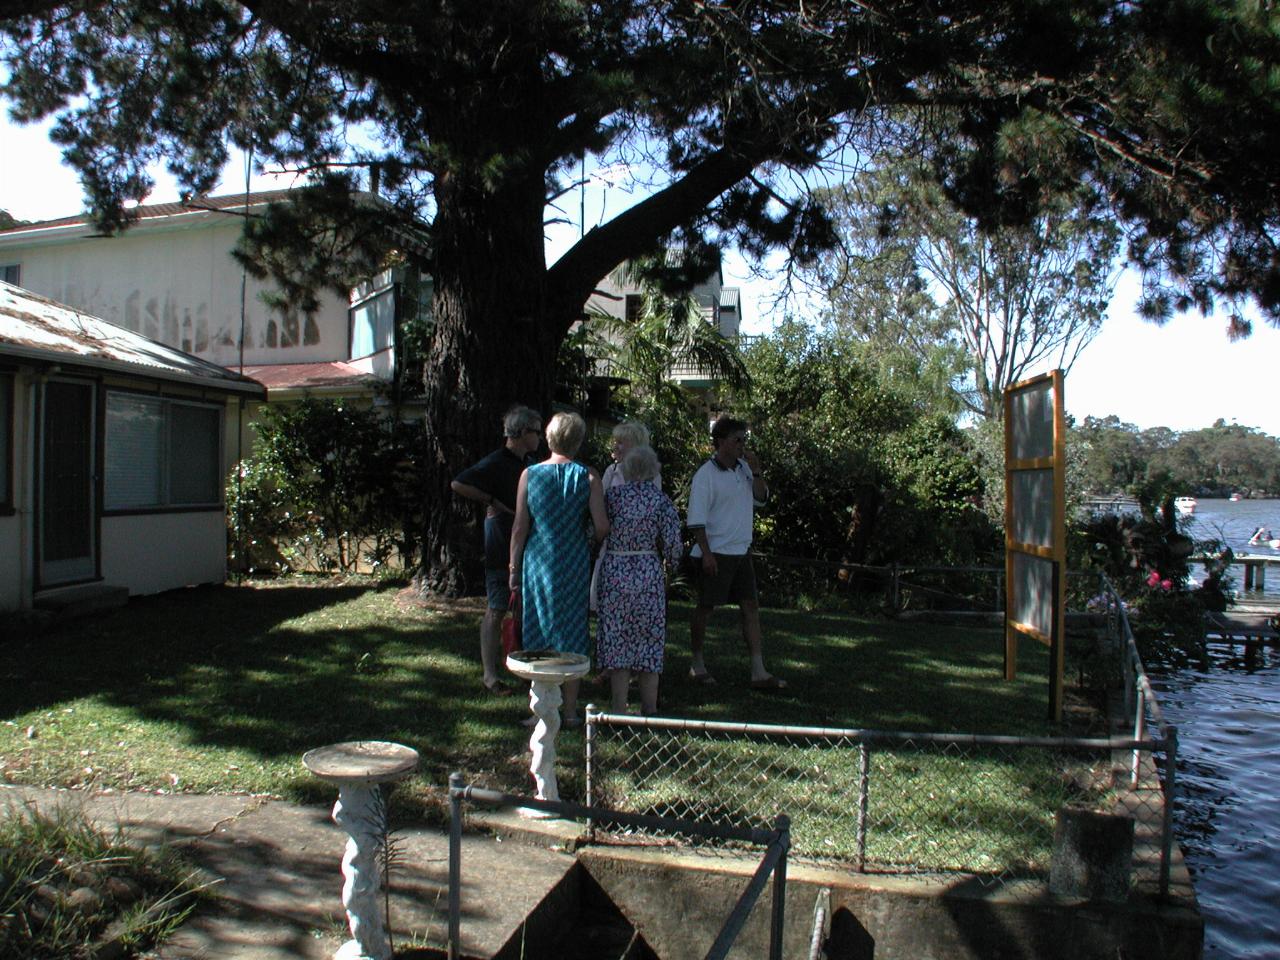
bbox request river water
[1145,498,1280,958]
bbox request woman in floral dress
[596,445,683,715]
[591,419,661,613]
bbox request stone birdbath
[506,649,591,817]
[302,740,419,960]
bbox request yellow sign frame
[1003,370,1066,722]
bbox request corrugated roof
[239,361,381,393]
[720,286,740,311]
[0,281,264,396]
[0,188,433,259]
[0,190,297,235]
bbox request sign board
[1003,370,1066,722]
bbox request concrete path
[0,784,577,959]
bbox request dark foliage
[1073,505,1232,642]
[227,399,430,575]
[1077,415,1280,497]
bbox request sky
[4,116,1278,438]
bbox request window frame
[1,263,20,286]
[102,389,224,515]
[0,371,13,515]
[348,283,398,361]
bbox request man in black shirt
[452,404,543,694]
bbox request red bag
[501,591,522,656]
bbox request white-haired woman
[596,445,682,715]
[601,420,661,491]
[592,420,660,613]
[510,411,609,725]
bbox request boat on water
[1230,492,1244,502]
[1175,496,1198,516]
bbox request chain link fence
[745,555,1100,616]
[585,573,1177,892]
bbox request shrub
[227,399,428,575]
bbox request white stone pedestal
[506,651,590,817]
[302,740,419,960]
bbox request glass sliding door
[39,378,97,585]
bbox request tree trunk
[416,171,581,596]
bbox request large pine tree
[3,0,1278,592]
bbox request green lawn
[1,578,1095,872]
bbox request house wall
[2,216,351,369]
[100,511,227,596]
[0,361,245,611]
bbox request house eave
[258,383,379,401]
[0,341,265,397]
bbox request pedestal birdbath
[506,650,591,817]
[302,740,419,960]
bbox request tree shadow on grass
[0,582,534,799]
[2,585,1073,809]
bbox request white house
[0,281,264,612]
[0,191,423,403]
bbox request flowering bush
[1074,510,1232,643]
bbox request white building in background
[0,191,424,404]
[583,257,743,398]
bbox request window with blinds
[104,392,222,510]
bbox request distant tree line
[1075,415,1280,498]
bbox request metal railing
[1093,573,1179,895]
[585,572,1180,895]
[446,772,791,960]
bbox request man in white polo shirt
[685,416,786,690]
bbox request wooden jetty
[1204,610,1278,641]
[1199,554,1280,646]
[1230,552,1280,591]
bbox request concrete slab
[577,844,1204,960]
[32,583,129,620]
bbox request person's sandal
[483,680,515,697]
[750,675,788,691]
[688,669,717,685]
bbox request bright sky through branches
[3,116,1277,438]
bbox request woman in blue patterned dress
[509,411,608,725]
[596,445,683,715]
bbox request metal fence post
[856,742,869,871]
[769,814,790,960]
[585,704,597,842]
[447,771,463,960]
[890,564,899,612]
[1160,726,1178,898]
[1131,687,1146,789]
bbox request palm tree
[581,254,750,407]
